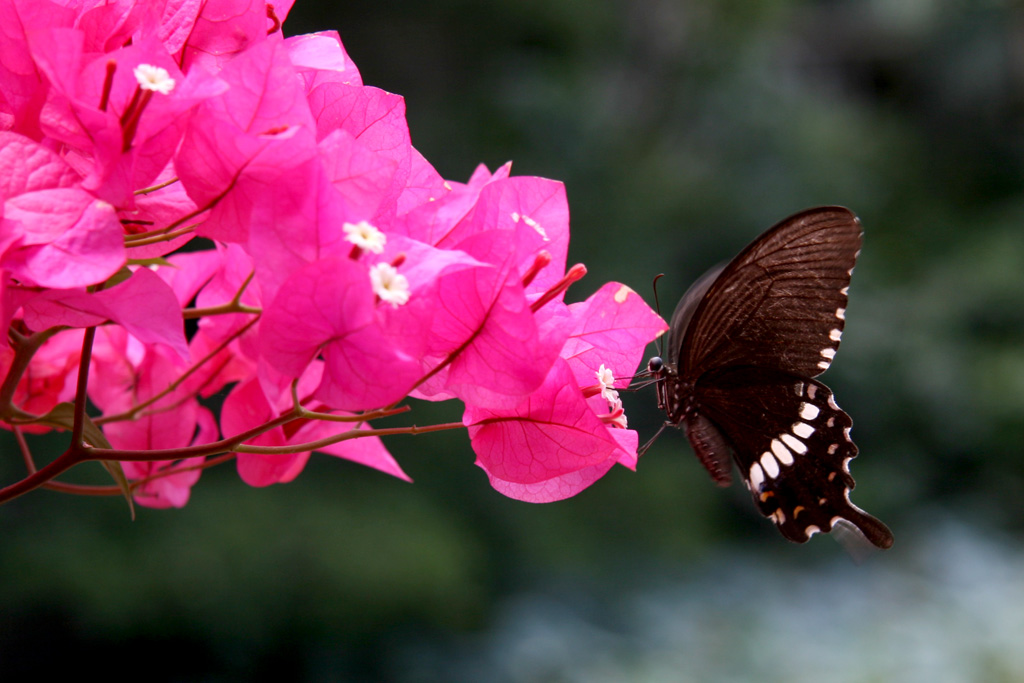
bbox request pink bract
[0,0,668,509]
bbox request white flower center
[134,64,175,94]
[344,221,387,254]
[610,397,627,428]
[370,263,410,307]
[595,363,618,402]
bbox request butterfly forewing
[679,207,861,381]
[694,367,893,548]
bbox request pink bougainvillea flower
[436,174,571,296]
[402,172,574,409]
[259,255,422,412]
[0,327,84,433]
[88,326,218,508]
[286,30,363,91]
[465,359,627,502]
[560,282,669,391]
[0,131,81,195]
[180,0,294,72]
[221,372,408,487]
[306,82,412,222]
[29,30,225,206]
[176,39,318,243]
[394,162,510,245]
[465,282,667,502]
[0,187,124,289]
[0,4,673,511]
[22,266,189,360]
[120,407,216,509]
[0,0,75,138]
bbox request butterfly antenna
[652,273,665,356]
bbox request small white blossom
[607,396,628,429]
[133,64,175,94]
[344,221,387,253]
[370,263,410,307]
[596,364,618,402]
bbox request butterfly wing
[678,206,861,381]
[693,366,893,548]
[665,206,891,548]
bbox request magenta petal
[224,375,409,485]
[447,276,564,410]
[96,268,189,360]
[319,128,399,223]
[259,257,374,378]
[0,0,75,137]
[0,132,81,196]
[395,147,448,215]
[445,176,570,294]
[259,257,422,411]
[313,323,422,412]
[221,377,304,486]
[237,451,310,487]
[307,83,411,217]
[2,191,124,288]
[286,30,363,89]
[125,455,205,509]
[562,281,669,386]
[181,0,280,71]
[610,428,640,471]
[23,267,188,360]
[484,458,616,503]
[466,360,620,485]
[304,420,411,482]
[176,39,318,242]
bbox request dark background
[3,1,1024,680]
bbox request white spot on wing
[760,451,780,479]
[771,439,794,466]
[821,348,836,361]
[799,403,820,420]
[781,433,807,455]
[806,384,818,400]
[836,307,846,320]
[749,462,765,490]
[805,525,821,539]
[829,328,842,342]
[792,422,815,439]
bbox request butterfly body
[648,207,893,549]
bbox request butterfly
[645,206,893,549]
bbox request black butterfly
[646,206,893,549]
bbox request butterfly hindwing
[679,207,861,382]
[692,366,893,549]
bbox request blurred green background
[3,0,1024,680]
